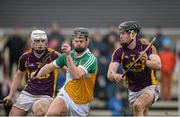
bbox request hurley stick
[122,37,157,79]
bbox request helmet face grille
[74,28,89,37]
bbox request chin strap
[34,48,47,54]
[35,50,45,54]
[121,38,134,47]
[121,30,137,47]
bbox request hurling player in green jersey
[35,27,98,116]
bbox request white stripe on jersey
[84,53,95,70]
[83,55,93,68]
[84,56,95,70]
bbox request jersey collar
[73,48,90,58]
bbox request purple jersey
[18,48,60,97]
[112,39,158,92]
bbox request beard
[120,42,130,47]
[120,39,133,48]
[74,47,86,53]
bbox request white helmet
[31,29,47,41]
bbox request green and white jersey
[54,49,97,73]
[53,49,98,104]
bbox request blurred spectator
[137,31,145,39]
[152,25,166,51]
[103,24,119,53]
[3,25,25,81]
[107,92,124,116]
[107,87,132,116]
[90,32,108,100]
[99,24,119,100]
[90,32,109,79]
[24,36,32,52]
[158,37,176,100]
[48,21,65,52]
[89,32,108,56]
[0,30,4,65]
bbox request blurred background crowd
[0,0,180,116]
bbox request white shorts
[57,88,90,116]
[13,90,53,111]
[128,85,160,106]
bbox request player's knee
[33,104,49,116]
[133,102,143,112]
[32,100,50,116]
[33,106,48,116]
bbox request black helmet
[74,27,89,38]
[118,21,141,34]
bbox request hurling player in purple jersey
[3,29,60,116]
[107,21,161,116]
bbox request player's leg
[144,106,150,116]
[32,97,53,116]
[9,106,27,116]
[46,97,68,116]
[10,91,37,116]
[132,88,154,116]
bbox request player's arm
[9,70,24,96]
[107,47,123,83]
[3,70,25,104]
[66,55,86,79]
[4,53,26,104]
[107,62,122,83]
[141,44,161,70]
[146,54,161,70]
[61,43,86,79]
[36,62,57,77]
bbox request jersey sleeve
[141,39,157,56]
[18,54,27,72]
[111,48,123,64]
[54,53,66,68]
[78,55,97,74]
[146,45,157,56]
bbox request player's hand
[139,52,148,64]
[110,72,122,84]
[61,43,71,55]
[30,71,38,79]
[113,74,123,83]
[3,95,13,106]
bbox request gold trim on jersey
[111,46,122,62]
[140,38,157,55]
[53,68,59,98]
[151,70,158,85]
